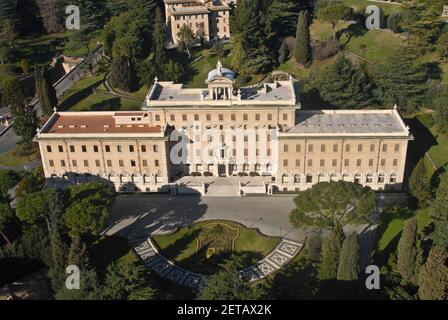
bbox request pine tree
[35,0,65,34]
[310,55,373,109]
[265,0,299,36]
[408,158,432,206]
[1,79,36,144]
[397,217,418,284]
[199,255,265,300]
[35,67,58,117]
[294,10,311,65]
[375,47,427,114]
[109,56,136,92]
[0,0,19,31]
[337,232,360,281]
[418,246,448,300]
[431,172,448,249]
[318,223,345,280]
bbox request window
[370,144,375,152]
[93,145,99,153]
[378,174,385,183]
[345,144,350,152]
[332,159,337,167]
[142,160,148,167]
[46,145,52,153]
[395,144,400,152]
[308,159,313,167]
[141,145,147,152]
[69,145,75,152]
[381,159,386,166]
[320,159,325,167]
[344,159,349,166]
[283,159,288,167]
[155,115,160,121]
[231,114,236,121]
[357,144,362,152]
[129,145,135,152]
[282,174,289,184]
[333,144,338,152]
[105,145,111,152]
[206,114,211,121]
[182,114,187,121]
[267,148,271,156]
[393,159,398,166]
[83,160,89,167]
[243,114,248,121]
[283,144,289,152]
[117,145,122,152]
[267,114,273,121]
[306,175,313,184]
[283,114,288,121]
[244,136,248,142]
[296,159,300,167]
[131,160,136,167]
[390,174,397,183]
[170,114,175,121]
[155,160,160,167]
[219,114,224,121]
[354,174,361,184]
[60,160,66,167]
[95,160,100,167]
[308,144,313,152]
[107,160,112,167]
[81,145,87,153]
[369,159,374,166]
[72,160,77,167]
[255,114,260,121]
[382,144,388,152]
[366,174,373,184]
[244,149,248,156]
[357,159,362,167]
[321,144,326,152]
[49,160,54,167]
[294,175,300,184]
[119,160,124,167]
[58,145,64,152]
[296,144,301,152]
[194,114,199,121]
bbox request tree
[289,181,376,228]
[94,260,156,300]
[229,34,247,73]
[316,2,351,42]
[1,79,36,144]
[20,59,30,74]
[177,25,195,59]
[374,47,427,114]
[434,93,448,134]
[68,182,116,208]
[337,232,360,281]
[64,200,109,238]
[0,20,18,64]
[16,190,50,224]
[318,224,345,280]
[35,67,58,117]
[265,0,298,36]
[0,203,14,245]
[109,56,137,92]
[408,158,432,206]
[0,170,19,200]
[152,8,166,67]
[397,218,418,285]
[309,55,374,109]
[436,31,448,61]
[294,10,311,65]
[418,246,448,300]
[165,60,184,83]
[431,172,448,249]
[35,0,65,33]
[56,268,99,300]
[199,255,265,300]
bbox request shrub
[306,235,322,262]
[387,12,402,33]
[191,172,202,177]
[249,172,260,177]
[312,39,340,61]
[203,172,213,177]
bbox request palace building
[35,62,413,194]
[164,0,231,44]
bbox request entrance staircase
[204,178,240,197]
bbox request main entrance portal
[218,164,226,177]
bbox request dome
[206,60,236,83]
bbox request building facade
[35,62,413,193]
[164,0,231,44]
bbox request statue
[216,60,223,76]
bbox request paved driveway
[105,195,301,240]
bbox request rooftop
[38,112,163,136]
[281,109,411,137]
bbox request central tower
[205,60,236,101]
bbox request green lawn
[152,220,280,275]
[0,145,40,167]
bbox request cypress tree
[318,223,345,280]
[397,217,418,284]
[35,67,58,117]
[294,10,311,65]
[153,7,166,67]
[109,56,136,92]
[408,158,432,206]
[337,232,360,281]
[418,246,448,300]
[431,172,448,248]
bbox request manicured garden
[152,220,280,275]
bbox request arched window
[378,174,385,183]
[390,174,397,183]
[366,174,373,184]
[306,174,313,184]
[282,174,289,184]
[294,175,300,184]
[330,174,336,182]
[354,174,361,184]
